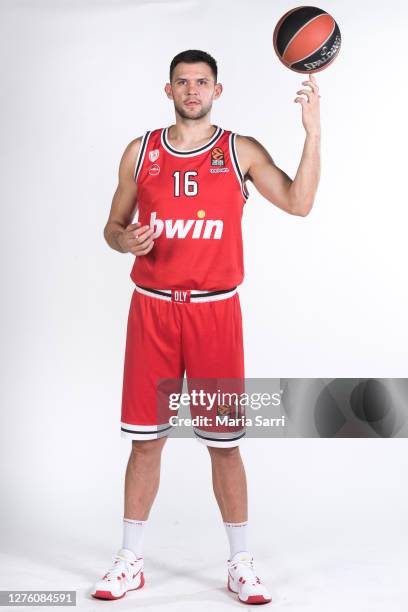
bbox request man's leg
[207,444,272,604]
[122,437,168,556]
[124,438,168,519]
[207,445,249,557]
[120,290,183,554]
[178,292,271,603]
[207,445,247,522]
[91,437,168,600]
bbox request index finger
[302,75,319,93]
[131,225,150,237]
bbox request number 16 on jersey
[173,171,199,197]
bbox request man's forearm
[104,222,126,253]
[289,131,321,216]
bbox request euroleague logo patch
[148,163,160,176]
[211,146,224,166]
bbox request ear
[164,83,173,99]
[214,82,223,100]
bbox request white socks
[122,518,147,557]
[123,518,248,559]
[224,521,249,558]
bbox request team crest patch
[211,146,224,166]
[217,404,231,416]
[148,163,160,176]
[149,149,159,162]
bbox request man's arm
[236,74,321,217]
[104,137,154,255]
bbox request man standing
[91,49,320,605]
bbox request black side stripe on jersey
[134,130,151,181]
[230,133,249,200]
[162,126,222,156]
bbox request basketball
[273,6,341,74]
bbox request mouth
[184,99,201,107]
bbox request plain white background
[0,0,407,610]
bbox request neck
[168,114,216,147]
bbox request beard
[174,99,212,120]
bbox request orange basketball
[273,6,341,73]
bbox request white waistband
[134,284,237,303]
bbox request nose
[186,81,198,95]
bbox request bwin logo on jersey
[150,211,223,239]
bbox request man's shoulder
[233,134,274,171]
[124,128,162,154]
[234,134,260,146]
[234,134,263,157]
[124,135,143,156]
[118,136,145,180]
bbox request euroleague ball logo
[211,147,224,166]
[148,163,160,176]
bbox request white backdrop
[1,1,407,610]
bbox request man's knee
[207,444,241,459]
[131,436,168,457]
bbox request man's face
[165,62,222,120]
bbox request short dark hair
[169,49,218,82]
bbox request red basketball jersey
[130,126,249,290]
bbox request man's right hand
[118,222,154,256]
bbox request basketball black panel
[275,6,327,56]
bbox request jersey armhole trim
[134,130,152,181]
[229,133,249,200]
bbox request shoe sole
[228,575,272,605]
[92,571,145,600]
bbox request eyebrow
[175,77,211,81]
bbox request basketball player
[91,50,321,605]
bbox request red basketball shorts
[121,285,246,447]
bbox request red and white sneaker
[227,551,272,605]
[91,548,145,600]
